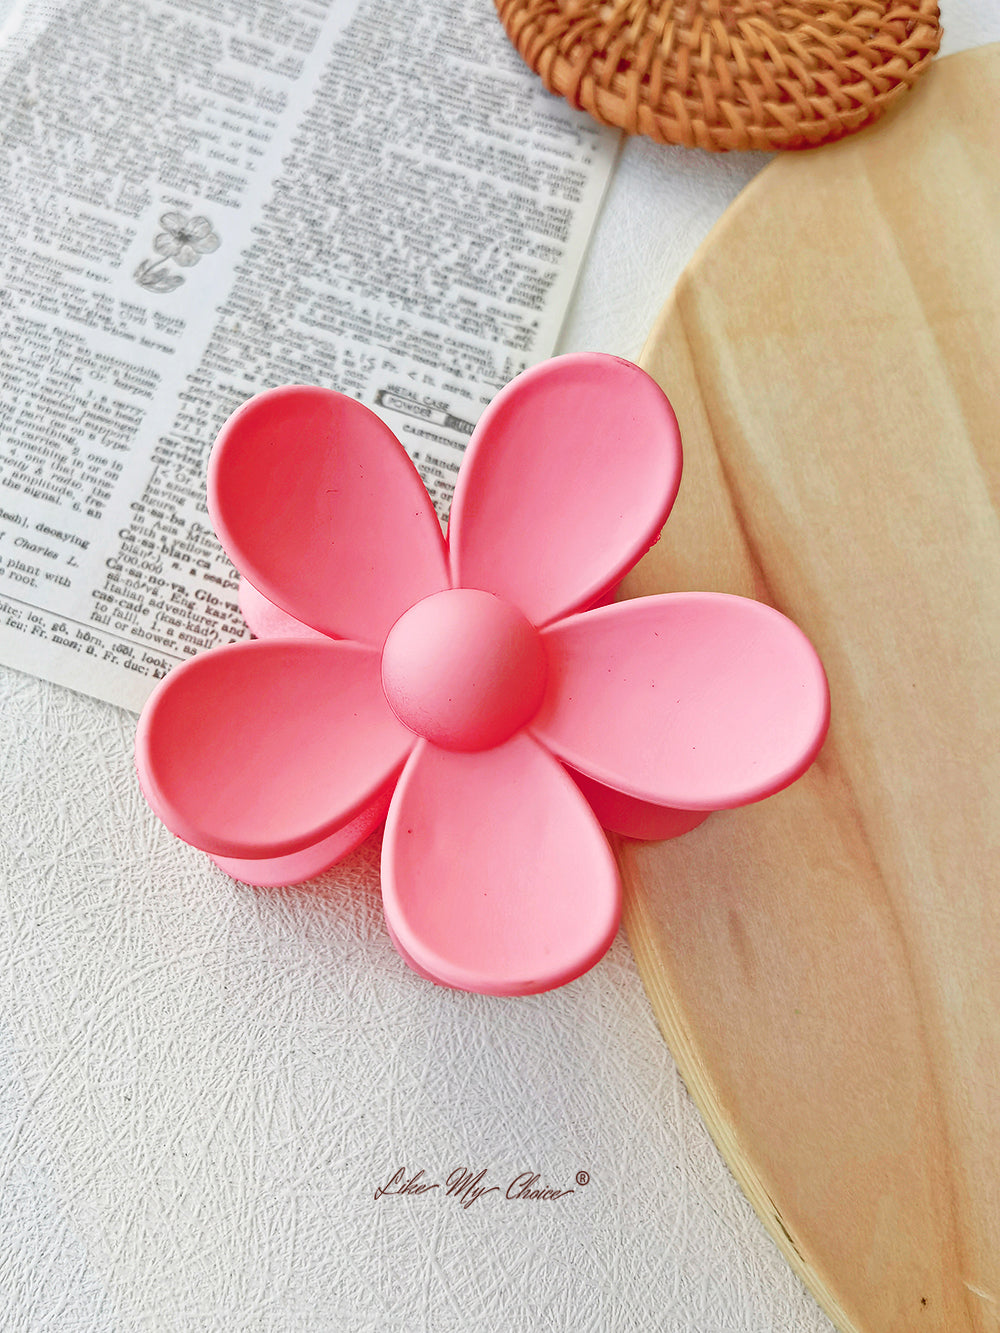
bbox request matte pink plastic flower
[135,354,829,995]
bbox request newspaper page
[0,0,618,711]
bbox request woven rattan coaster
[494,0,942,150]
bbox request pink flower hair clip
[135,354,829,995]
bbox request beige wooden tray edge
[618,45,1000,1333]
[621,874,858,1333]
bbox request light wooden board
[620,44,1000,1333]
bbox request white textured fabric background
[2,6,997,1330]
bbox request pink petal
[135,639,413,858]
[568,769,710,840]
[208,386,449,646]
[381,734,621,995]
[448,355,681,626]
[210,787,392,887]
[532,593,830,810]
[238,576,328,640]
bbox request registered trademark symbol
[575,1170,590,1187]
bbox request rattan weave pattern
[494,0,942,150]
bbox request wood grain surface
[620,44,1000,1333]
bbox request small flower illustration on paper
[154,212,220,267]
[134,212,220,292]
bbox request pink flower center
[380,589,547,752]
